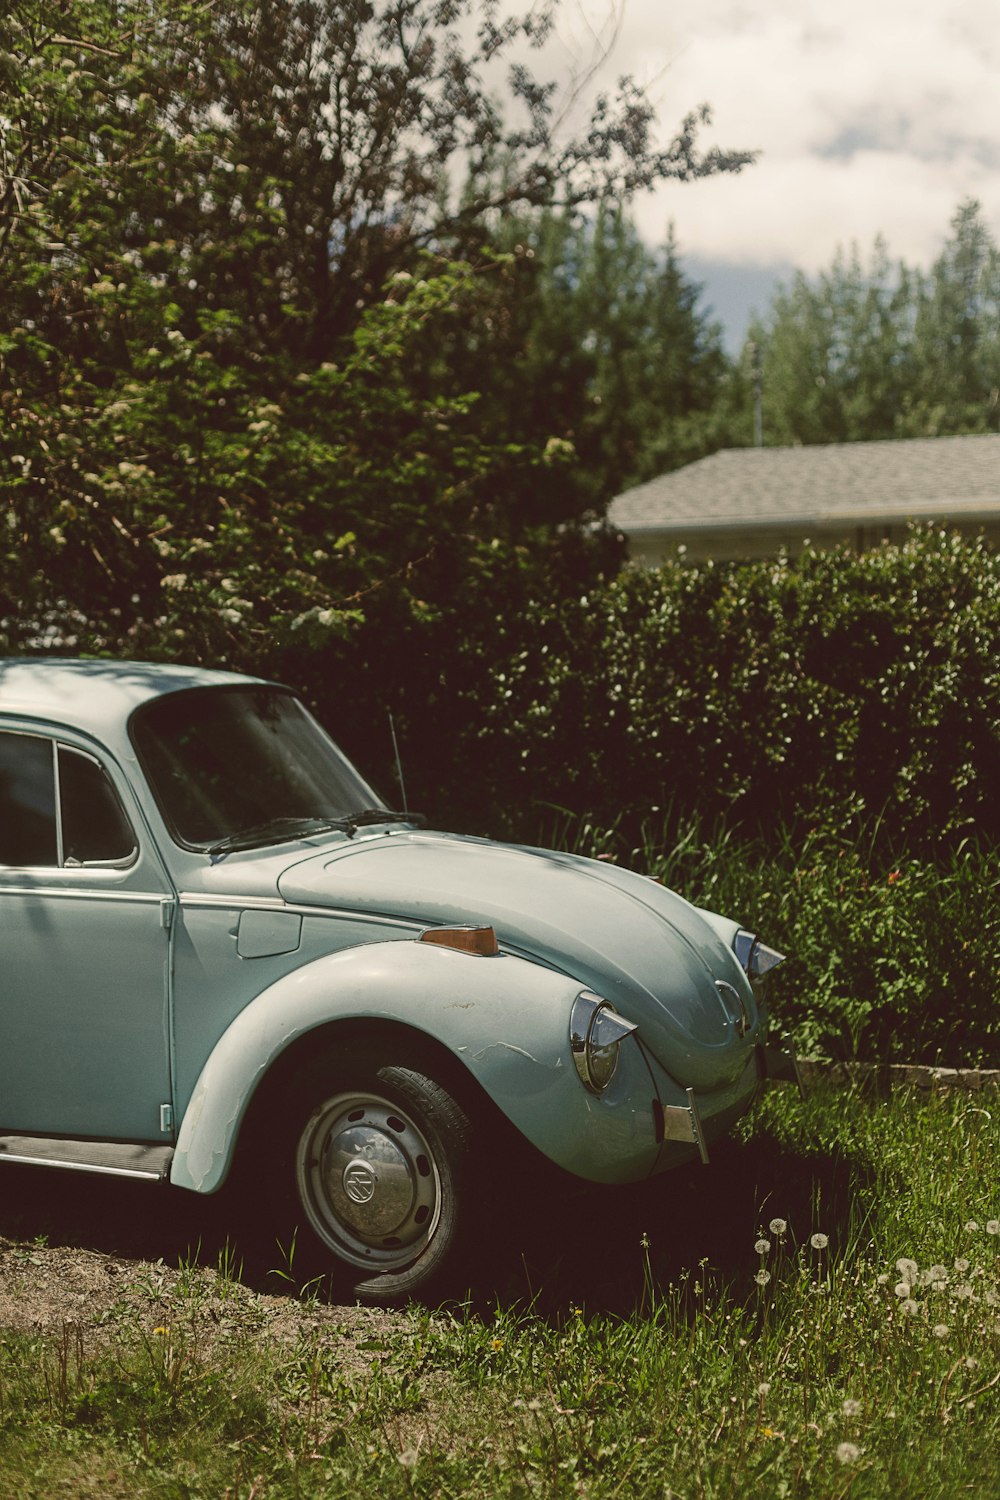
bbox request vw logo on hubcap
[343,1159,377,1204]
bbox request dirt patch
[0,1235,417,1375]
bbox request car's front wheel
[292,1061,473,1304]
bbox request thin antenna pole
[388,711,408,813]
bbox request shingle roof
[608,433,1000,535]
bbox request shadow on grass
[0,1104,869,1320]
[467,1111,869,1319]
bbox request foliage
[0,1088,997,1496]
[1,251,551,658]
[739,200,1000,445]
[491,209,731,500]
[0,0,741,833]
[472,526,1000,853]
[0,0,750,796]
[559,810,1000,1064]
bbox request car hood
[278,831,757,1088]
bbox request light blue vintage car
[0,658,796,1301]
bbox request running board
[0,1135,173,1181]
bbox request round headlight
[569,991,637,1094]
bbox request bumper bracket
[759,1037,806,1098]
[661,1087,710,1166]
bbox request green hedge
[468,526,1000,854]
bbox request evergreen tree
[431,205,731,509]
[901,200,1000,435]
[737,200,1000,446]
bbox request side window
[58,746,137,866]
[0,732,58,866]
[0,732,137,868]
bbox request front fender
[170,939,661,1194]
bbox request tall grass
[0,1086,996,1498]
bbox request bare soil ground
[0,1233,416,1375]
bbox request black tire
[291,1060,474,1305]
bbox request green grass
[0,1084,996,1498]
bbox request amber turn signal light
[418,925,500,957]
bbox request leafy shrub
[468,526,1000,855]
[560,810,1000,1065]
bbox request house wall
[625,519,1000,568]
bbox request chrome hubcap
[296,1092,440,1271]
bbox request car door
[0,727,174,1142]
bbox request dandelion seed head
[758,1382,771,1397]
[932,1324,950,1338]
[836,1442,861,1464]
[894,1282,912,1299]
[896,1257,918,1282]
[841,1398,861,1417]
[755,1238,771,1255]
[901,1298,919,1315]
[756,1269,771,1287]
[986,1220,999,1236]
[769,1218,787,1237]
[811,1233,829,1251]
[954,1257,970,1275]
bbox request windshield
[130,684,385,849]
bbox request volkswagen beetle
[0,658,796,1301]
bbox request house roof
[608,433,1000,537]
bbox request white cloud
[548,0,1000,272]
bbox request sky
[542,0,1000,349]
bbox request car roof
[0,658,271,752]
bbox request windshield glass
[131,685,384,849]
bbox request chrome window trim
[51,738,64,867]
[0,728,141,873]
[56,740,140,870]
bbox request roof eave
[616,499,1000,538]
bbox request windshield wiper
[341,809,426,836]
[206,816,351,857]
[206,810,426,857]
